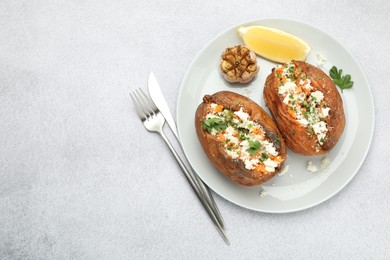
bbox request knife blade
[147,71,226,229]
[148,72,179,139]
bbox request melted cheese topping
[202,104,283,174]
[276,62,331,148]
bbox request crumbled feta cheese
[264,141,278,156]
[312,121,327,133]
[223,126,239,145]
[244,120,255,129]
[312,121,327,143]
[303,79,313,90]
[297,92,306,101]
[296,117,309,126]
[320,156,331,171]
[316,53,327,67]
[232,118,240,125]
[205,113,218,119]
[306,161,318,173]
[210,128,218,136]
[283,94,291,104]
[322,107,330,117]
[226,149,239,159]
[311,91,324,103]
[278,81,297,95]
[264,158,278,172]
[294,107,309,126]
[239,140,251,161]
[245,159,259,170]
[230,136,239,145]
[240,139,250,151]
[225,126,235,136]
[260,190,269,197]
[234,108,249,123]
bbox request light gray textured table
[1,0,389,259]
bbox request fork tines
[130,88,158,121]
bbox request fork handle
[158,131,230,245]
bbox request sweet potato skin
[263,61,345,156]
[195,91,286,186]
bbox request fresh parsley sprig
[202,117,227,133]
[246,139,261,155]
[329,66,354,92]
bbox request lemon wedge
[238,25,311,63]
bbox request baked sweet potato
[263,61,345,156]
[195,91,286,186]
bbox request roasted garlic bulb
[220,45,259,84]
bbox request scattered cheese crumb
[259,190,269,197]
[316,53,327,67]
[277,164,289,176]
[306,161,318,173]
[320,156,331,171]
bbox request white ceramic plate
[176,18,374,213]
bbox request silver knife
[148,71,226,229]
[148,71,179,139]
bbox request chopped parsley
[259,152,269,162]
[202,117,227,133]
[246,140,261,155]
[238,130,247,140]
[224,110,233,122]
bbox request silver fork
[130,88,230,245]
